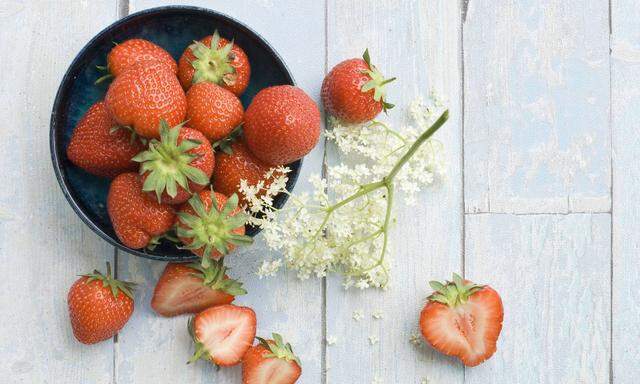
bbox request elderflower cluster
[241,95,447,288]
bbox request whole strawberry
[420,274,504,367]
[134,120,214,205]
[97,38,177,83]
[243,85,321,165]
[176,190,252,264]
[321,49,395,123]
[151,259,246,317]
[67,262,134,344]
[212,141,274,204]
[178,30,251,96]
[105,60,187,138]
[66,101,145,178]
[186,82,244,141]
[242,333,302,384]
[107,172,176,249]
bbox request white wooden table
[1,1,638,383]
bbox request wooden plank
[0,1,118,383]
[463,0,611,214]
[611,0,640,381]
[116,1,325,383]
[324,1,464,383]
[465,213,610,383]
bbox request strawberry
[178,30,251,96]
[242,333,302,384]
[321,49,395,123]
[107,172,176,249]
[67,262,134,344]
[97,38,177,83]
[133,120,214,205]
[151,259,246,317]
[243,85,321,166]
[105,59,187,138]
[419,274,504,367]
[212,140,273,203]
[186,82,244,141]
[176,190,252,264]
[188,304,257,366]
[66,101,145,178]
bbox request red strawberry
[243,85,321,165]
[105,60,187,138]
[176,190,252,263]
[212,140,274,203]
[97,38,177,83]
[107,172,176,249]
[188,304,257,366]
[66,101,145,178]
[67,262,134,344]
[151,259,246,317]
[178,30,251,96]
[186,82,244,141]
[242,334,302,384]
[419,274,504,367]
[133,120,214,205]
[321,49,395,123]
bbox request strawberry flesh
[191,304,256,366]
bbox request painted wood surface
[1,0,637,383]
[611,0,640,382]
[0,1,118,383]
[465,214,611,383]
[463,0,611,214]
[324,1,464,384]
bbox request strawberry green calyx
[189,30,237,87]
[188,258,247,296]
[428,273,484,307]
[133,120,209,202]
[360,48,396,113]
[187,316,212,364]
[212,124,243,155]
[109,125,147,145]
[81,262,135,300]
[256,333,301,366]
[177,192,253,267]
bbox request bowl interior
[51,6,300,261]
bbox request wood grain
[116,1,325,383]
[611,0,640,382]
[0,1,118,383]
[465,213,611,383]
[324,1,464,383]
[463,0,611,214]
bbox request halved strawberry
[242,333,302,384]
[419,274,503,367]
[188,304,257,367]
[151,259,246,317]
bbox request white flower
[256,259,282,278]
[326,336,337,346]
[368,335,379,345]
[352,310,364,321]
[372,310,383,319]
[242,95,447,288]
[409,332,422,346]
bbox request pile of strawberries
[65,29,504,383]
[67,32,321,260]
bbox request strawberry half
[151,259,246,317]
[419,274,503,367]
[242,333,302,384]
[188,304,257,367]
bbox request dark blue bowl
[50,6,301,261]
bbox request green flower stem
[323,109,449,282]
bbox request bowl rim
[50,5,301,261]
